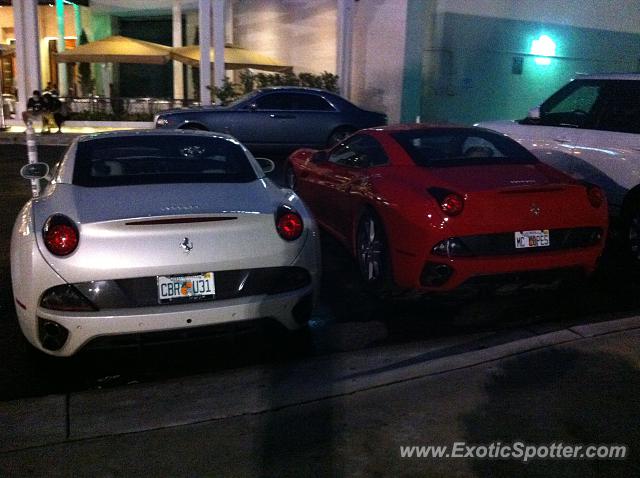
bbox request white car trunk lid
[33,182,305,283]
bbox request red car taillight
[276,206,304,241]
[43,215,79,256]
[428,188,465,217]
[587,185,605,208]
[441,193,465,216]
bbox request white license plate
[515,230,550,249]
[157,272,215,302]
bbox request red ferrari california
[285,124,608,295]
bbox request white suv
[478,74,640,261]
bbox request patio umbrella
[170,44,291,72]
[55,35,171,65]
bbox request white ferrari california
[11,130,320,356]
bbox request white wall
[437,0,640,34]
[351,0,408,123]
[233,0,337,74]
[232,0,408,122]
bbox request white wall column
[56,0,68,94]
[198,0,212,104]
[73,4,82,39]
[185,11,198,101]
[225,0,233,44]
[336,0,354,98]
[14,0,42,117]
[13,0,28,115]
[23,0,41,94]
[172,0,184,100]
[213,0,225,101]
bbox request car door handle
[554,137,571,144]
[269,114,296,119]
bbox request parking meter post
[25,120,40,198]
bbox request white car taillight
[43,214,79,256]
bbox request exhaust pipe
[38,318,69,351]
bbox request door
[567,80,640,211]
[524,79,603,177]
[230,91,337,147]
[314,134,389,242]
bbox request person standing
[22,90,44,131]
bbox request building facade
[2,0,640,124]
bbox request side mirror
[255,157,276,174]
[312,151,328,163]
[527,106,541,119]
[20,162,49,180]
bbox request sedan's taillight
[428,188,465,216]
[586,185,605,208]
[276,206,304,241]
[43,214,79,256]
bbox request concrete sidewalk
[0,121,153,146]
[1,315,639,477]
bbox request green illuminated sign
[531,35,556,65]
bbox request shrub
[208,70,340,104]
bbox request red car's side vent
[125,217,237,226]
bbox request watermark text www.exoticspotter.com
[400,442,627,462]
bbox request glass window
[328,134,388,168]
[540,79,640,132]
[291,93,334,111]
[253,92,335,111]
[595,81,640,134]
[254,93,293,110]
[228,90,261,109]
[391,128,538,167]
[539,80,601,128]
[73,135,257,187]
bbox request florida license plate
[515,230,550,249]
[157,272,215,303]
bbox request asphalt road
[2,144,640,401]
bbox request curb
[0,133,81,147]
[1,315,639,453]
[0,121,154,146]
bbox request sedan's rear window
[392,128,538,167]
[73,135,257,187]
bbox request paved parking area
[2,144,640,403]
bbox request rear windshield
[73,135,257,187]
[392,128,538,167]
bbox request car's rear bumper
[393,245,604,292]
[23,285,314,356]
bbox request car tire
[328,127,355,147]
[355,210,395,296]
[284,164,297,190]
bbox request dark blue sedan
[154,87,387,153]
